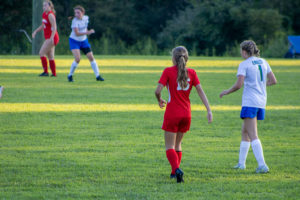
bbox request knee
[250,135,258,142]
[165,145,175,150]
[75,58,80,63]
[88,57,94,62]
[175,143,181,151]
[39,51,45,57]
[48,56,54,60]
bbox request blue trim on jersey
[69,38,91,50]
[240,106,265,120]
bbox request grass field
[0,55,300,199]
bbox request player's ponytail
[240,40,260,57]
[44,0,56,15]
[172,46,189,89]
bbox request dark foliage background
[0,0,299,56]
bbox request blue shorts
[69,38,91,54]
[240,106,265,120]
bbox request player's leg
[0,86,3,99]
[86,51,104,81]
[165,131,182,181]
[163,117,184,183]
[234,122,251,169]
[68,49,81,82]
[47,45,56,77]
[39,39,53,76]
[165,131,178,174]
[244,117,269,173]
[175,132,184,168]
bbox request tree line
[0,0,299,57]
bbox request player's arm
[48,13,57,42]
[73,28,95,36]
[32,25,43,38]
[219,75,244,98]
[267,72,277,86]
[155,83,166,109]
[195,84,212,123]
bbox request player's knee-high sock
[40,56,48,73]
[69,61,78,76]
[90,60,100,77]
[251,139,266,166]
[166,149,179,174]
[49,60,56,76]
[238,141,250,165]
[176,151,182,167]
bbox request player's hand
[50,37,54,45]
[207,110,213,123]
[32,32,36,39]
[88,29,95,35]
[219,90,228,98]
[158,98,166,109]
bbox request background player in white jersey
[68,5,104,82]
[219,40,277,173]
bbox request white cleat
[233,163,246,170]
[256,165,269,174]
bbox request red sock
[49,60,56,76]
[166,149,179,174]
[40,57,48,73]
[176,151,182,167]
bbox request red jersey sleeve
[192,69,200,86]
[158,68,169,86]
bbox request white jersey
[70,15,89,41]
[237,56,272,109]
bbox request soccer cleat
[51,74,56,77]
[233,163,246,170]
[256,165,269,174]
[68,75,73,82]
[175,168,184,183]
[39,72,49,76]
[96,75,104,81]
[170,174,176,179]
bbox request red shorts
[53,34,59,46]
[45,34,59,46]
[162,117,191,133]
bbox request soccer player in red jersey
[32,0,59,77]
[155,46,213,183]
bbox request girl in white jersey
[68,5,104,82]
[220,40,277,173]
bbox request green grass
[0,55,300,199]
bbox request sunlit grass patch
[1,68,300,74]
[1,103,299,113]
[1,57,300,68]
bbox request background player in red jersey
[155,46,213,183]
[32,0,59,77]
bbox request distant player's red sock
[166,149,179,175]
[176,151,182,166]
[40,56,48,73]
[49,60,56,76]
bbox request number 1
[258,65,263,81]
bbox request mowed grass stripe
[0,103,299,112]
[1,58,300,67]
[1,68,300,74]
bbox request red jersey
[42,11,59,40]
[158,66,200,118]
